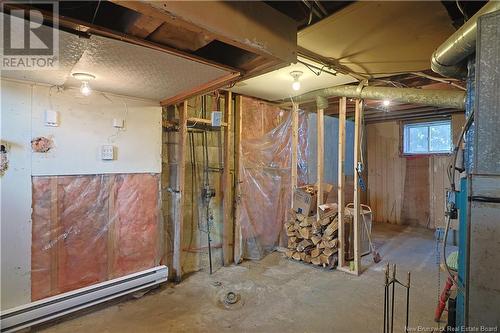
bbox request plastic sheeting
[31,173,161,301]
[238,106,308,260]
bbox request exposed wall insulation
[366,114,465,228]
[237,97,308,260]
[1,79,163,309]
[162,94,227,276]
[31,174,161,301]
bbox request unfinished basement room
[1,1,499,332]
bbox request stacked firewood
[284,208,339,268]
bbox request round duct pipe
[431,1,500,79]
[290,85,466,110]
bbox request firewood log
[297,239,313,252]
[299,227,312,239]
[311,247,321,258]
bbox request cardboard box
[293,183,334,216]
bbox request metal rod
[391,264,396,333]
[406,272,411,333]
[384,263,389,333]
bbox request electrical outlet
[101,145,115,160]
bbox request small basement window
[403,120,452,155]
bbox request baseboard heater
[0,265,168,332]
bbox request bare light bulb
[383,99,391,107]
[80,81,92,96]
[292,80,301,91]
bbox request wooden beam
[316,107,324,220]
[50,178,59,294]
[337,97,347,271]
[233,95,243,264]
[107,175,116,280]
[126,14,164,39]
[352,99,363,275]
[291,103,299,207]
[3,3,239,75]
[161,72,240,107]
[173,102,188,282]
[113,1,297,63]
[187,117,228,127]
[222,91,233,266]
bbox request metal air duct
[292,85,466,110]
[431,1,500,78]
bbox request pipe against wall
[292,85,466,110]
[431,1,500,79]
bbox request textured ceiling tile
[1,15,232,101]
[66,35,230,101]
[1,15,86,86]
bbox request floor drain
[223,292,239,305]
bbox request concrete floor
[37,223,449,333]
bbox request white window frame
[403,119,452,155]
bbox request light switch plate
[113,118,124,128]
[211,111,222,127]
[101,145,115,160]
[44,110,59,127]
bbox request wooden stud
[222,91,233,265]
[352,99,363,275]
[173,101,188,282]
[337,97,347,270]
[233,95,243,264]
[107,175,116,279]
[161,72,240,106]
[50,177,59,294]
[187,117,228,127]
[291,103,299,207]
[316,107,324,220]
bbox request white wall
[1,80,33,310]
[31,85,162,175]
[0,79,162,310]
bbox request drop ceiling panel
[1,15,232,101]
[298,1,456,75]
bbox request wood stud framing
[173,102,188,282]
[233,95,243,264]
[352,99,363,275]
[316,107,324,220]
[291,103,299,206]
[337,97,347,272]
[222,91,233,266]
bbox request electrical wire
[441,108,474,292]
[447,109,474,191]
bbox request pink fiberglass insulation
[111,174,161,278]
[237,97,308,259]
[31,174,161,301]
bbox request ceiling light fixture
[290,71,303,91]
[383,99,391,107]
[72,72,96,97]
